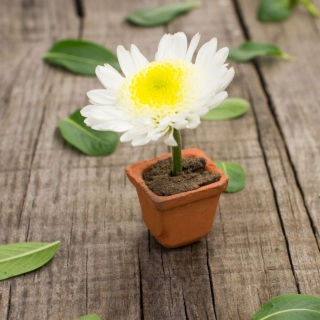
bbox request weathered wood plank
[84,0,296,319]
[169,0,320,318]
[1,0,320,319]
[0,0,81,319]
[235,0,320,246]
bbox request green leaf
[43,39,120,76]
[58,109,119,157]
[300,0,319,17]
[228,41,291,62]
[126,1,201,27]
[215,162,246,193]
[201,98,249,121]
[0,241,60,281]
[77,314,101,320]
[258,0,292,22]
[251,294,320,320]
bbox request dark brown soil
[143,157,221,196]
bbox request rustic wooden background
[1,0,320,319]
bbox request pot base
[125,148,228,248]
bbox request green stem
[171,129,182,176]
[300,0,319,17]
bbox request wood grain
[0,0,81,319]
[235,0,320,246]
[0,0,320,319]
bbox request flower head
[81,32,234,146]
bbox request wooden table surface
[1,0,320,319]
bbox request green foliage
[228,41,291,62]
[258,0,292,22]
[215,162,246,193]
[43,39,120,76]
[77,314,101,320]
[251,294,320,319]
[258,0,318,22]
[300,0,319,17]
[58,109,119,157]
[201,98,249,121]
[126,1,201,27]
[0,241,60,281]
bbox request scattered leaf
[258,0,292,22]
[300,0,319,17]
[251,294,320,320]
[43,39,120,76]
[58,109,119,157]
[228,41,291,62]
[215,162,246,193]
[126,1,201,27]
[201,98,249,121]
[77,314,101,320]
[258,0,318,22]
[0,241,60,281]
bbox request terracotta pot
[125,148,228,248]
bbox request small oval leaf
[43,39,120,76]
[58,109,119,157]
[0,241,60,281]
[251,294,320,320]
[77,314,101,320]
[228,41,291,62]
[215,162,246,193]
[300,0,319,17]
[126,1,201,27]
[201,98,249,121]
[258,0,292,22]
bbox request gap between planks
[232,0,320,253]
[231,0,320,292]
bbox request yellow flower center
[130,61,184,108]
[117,59,199,119]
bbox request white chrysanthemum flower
[81,32,234,147]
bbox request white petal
[204,61,229,83]
[95,65,124,90]
[164,128,177,146]
[155,34,171,60]
[88,107,125,120]
[172,120,188,130]
[169,32,188,59]
[201,66,228,97]
[195,37,217,68]
[157,117,171,130]
[92,120,134,132]
[171,111,189,122]
[87,89,116,106]
[84,116,108,127]
[130,44,149,68]
[194,107,210,116]
[120,123,153,142]
[146,119,170,141]
[117,45,136,76]
[81,105,100,117]
[186,114,201,129]
[207,91,228,110]
[120,130,140,142]
[218,68,235,92]
[185,33,200,61]
[149,129,168,141]
[214,47,229,63]
[132,135,151,146]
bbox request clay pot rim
[125,148,228,210]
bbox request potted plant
[81,32,234,248]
